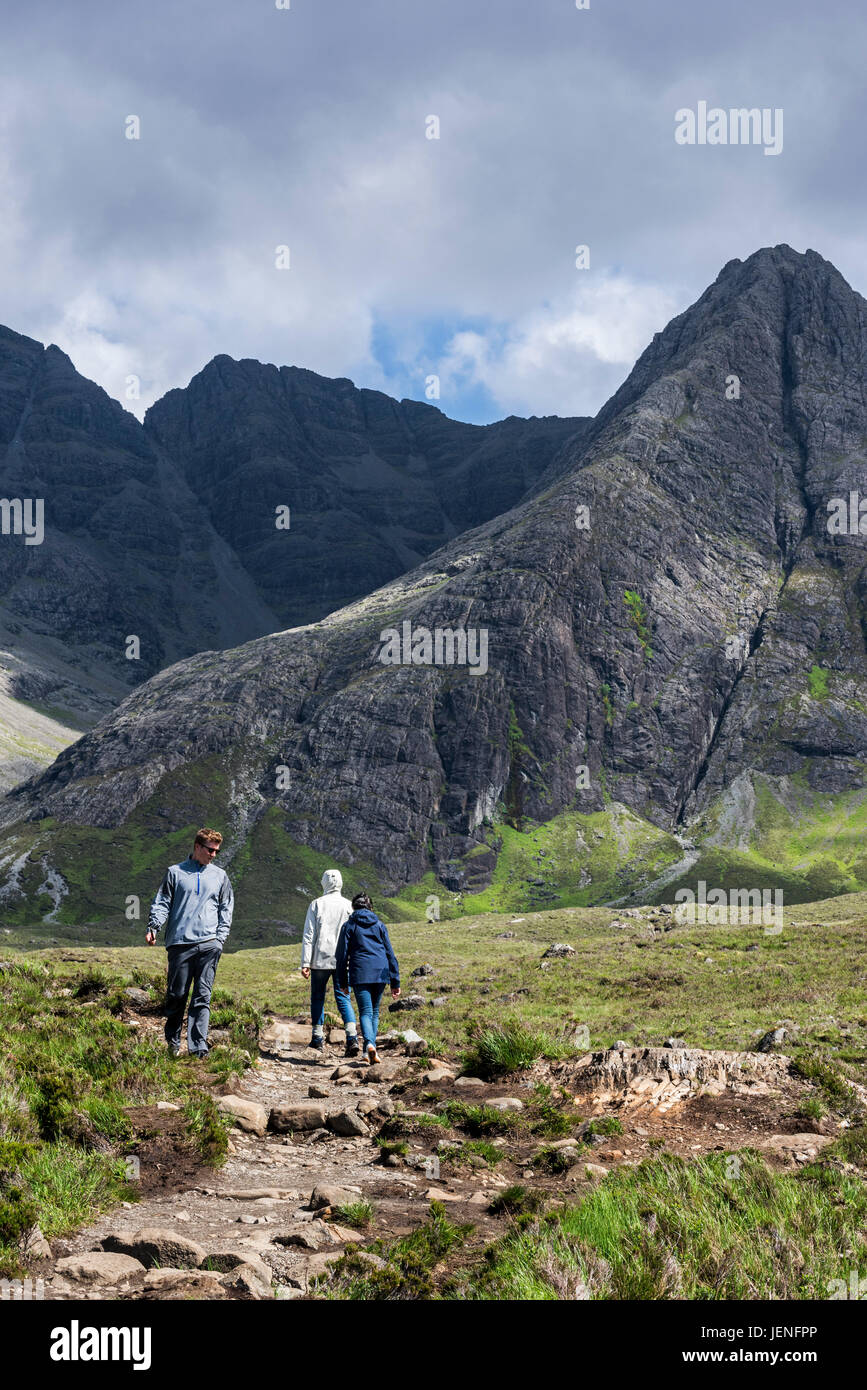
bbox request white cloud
[437,279,678,417]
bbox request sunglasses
[199,845,220,854]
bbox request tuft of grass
[790,1054,861,1118]
[462,1021,549,1078]
[375,1139,408,1161]
[439,1100,522,1137]
[533,1146,582,1175]
[587,1117,623,1137]
[795,1096,827,1123]
[454,1150,867,1300]
[322,1201,474,1300]
[827,1124,867,1169]
[182,1094,231,1167]
[333,1200,374,1230]
[489,1185,546,1217]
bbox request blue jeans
[309,969,357,1036]
[353,983,386,1050]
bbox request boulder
[309,1183,362,1211]
[580,1162,610,1181]
[760,1133,834,1161]
[123,987,151,1007]
[411,964,435,976]
[308,1083,331,1099]
[364,1061,400,1083]
[454,1076,486,1087]
[259,1018,313,1053]
[542,943,575,959]
[24,1226,52,1260]
[268,1103,327,1134]
[221,1261,273,1298]
[388,995,425,1012]
[217,1095,268,1136]
[142,1268,225,1297]
[485,1097,523,1112]
[55,1252,145,1285]
[102,1228,206,1269]
[203,1246,268,1272]
[326,1110,371,1137]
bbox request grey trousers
[165,940,223,1054]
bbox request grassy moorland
[1,890,865,1296]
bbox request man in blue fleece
[145,827,234,1058]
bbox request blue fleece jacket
[335,909,400,989]
[147,857,234,947]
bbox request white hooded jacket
[301,869,353,970]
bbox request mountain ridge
[3,243,867,930]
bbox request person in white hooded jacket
[301,869,360,1055]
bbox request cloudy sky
[1,0,864,423]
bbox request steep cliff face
[0,326,280,722]
[3,245,867,926]
[144,356,587,627]
[0,328,586,790]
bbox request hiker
[145,827,233,1058]
[335,892,401,1064]
[301,869,360,1056]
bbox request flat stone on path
[217,1095,268,1136]
[102,1227,206,1269]
[760,1133,834,1161]
[268,1103,327,1133]
[326,1110,370,1137]
[55,1252,145,1285]
[143,1268,226,1297]
[364,1061,399,1083]
[309,1184,362,1211]
[485,1097,523,1112]
[221,1261,274,1298]
[259,1018,313,1052]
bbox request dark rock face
[144,356,587,628]
[3,245,867,904]
[0,325,279,719]
[0,326,585,725]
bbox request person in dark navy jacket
[335,892,401,1063]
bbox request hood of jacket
[321,869,343,893]
[348,908,379,926]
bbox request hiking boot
[308,1036,325,1052]
[366,1045,380,1066]
[167,1043,180,1059]
[344,1036,360,1058]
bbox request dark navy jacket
[335,909,400,989]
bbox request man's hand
[145,930,156,946]
[391,986,401,1000]
[301,966,310,979]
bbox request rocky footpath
[23,1006,858,1301]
